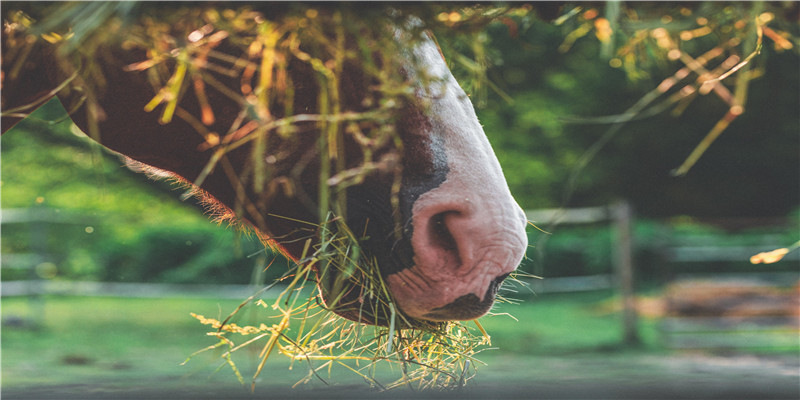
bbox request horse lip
[421,293,487,320]
[487,272,511,300]
[420,272,511,321]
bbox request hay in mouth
[188,214,500,390]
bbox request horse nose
[385,180,528,321]
[413,201,526,279]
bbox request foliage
[97,225,282,284]
[549,2,798,174]
[1,102,206,231]
[1,101,276,284]
[524,215,799,281]
[471,2,799,216]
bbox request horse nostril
[428,211,461,266]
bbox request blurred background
[2,2,798,399]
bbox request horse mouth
[421,272,510,321]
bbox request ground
[2,294,797,399]
[3,353,798,399]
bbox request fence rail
[1,207,97,224]
[3,205,797,349]
[525,206,612,225]
[669,246,800,262]
[1,280,276,300]
[527,274,614,293]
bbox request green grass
[1,290,661,389]
[1,295,341,389]
[3,296,230,387]
[3,290,798,397]
[481,291,663,354]
[1,111,210,238]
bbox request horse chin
[316,277,445,329]
[384,267,511,322]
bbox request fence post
[613,200,640,345]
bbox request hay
[187,213,498,390]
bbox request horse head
[1,4,528,325]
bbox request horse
[1,3,528,325]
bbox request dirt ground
[3,353,798,399]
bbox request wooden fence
[3,204,798,349]
[526,200,641,344]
